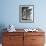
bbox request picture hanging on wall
[19,5,34,23]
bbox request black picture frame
[19,5,34,23]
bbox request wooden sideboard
[2,30,45,46]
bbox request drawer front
[3,43,23,46]
[3,32,24,46]
[3,36,23,44]
[32,36,45,44]
[24,36,45,46]
[3,32,23,36]
[24,32,44,36]
[3,36,23,46]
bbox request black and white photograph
[19,5,34,23]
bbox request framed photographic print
[19,5,34,23]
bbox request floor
[0,44,2,46]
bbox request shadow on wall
[0,24,7,43]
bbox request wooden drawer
[32,36,45,44]
[3,32,23,36]
[3,35,23,44]
[24,32,44,36]
[24,32,45,46]
[3,43,23,46]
